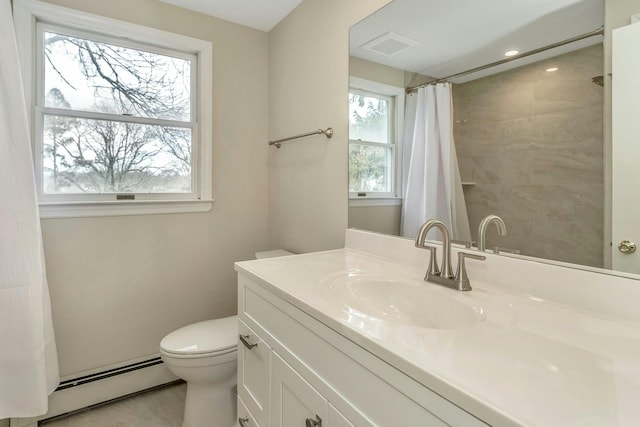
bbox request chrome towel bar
[269,127,333,148]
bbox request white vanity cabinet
[236,273,489,427]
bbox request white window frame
[13,0,213,218]
[348,77,404,206]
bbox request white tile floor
[40,382,186,427]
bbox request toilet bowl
[160,315,238,427]
[160,251,293,427]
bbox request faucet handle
[422,245,441,279]
[454,252,486,291]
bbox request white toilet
[160,250,293,427]
[160,315,238,427]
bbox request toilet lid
[160,315,238,356]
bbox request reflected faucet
[478,215,507,252]
[415,219,485,291]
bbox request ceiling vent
[360,31,420,56]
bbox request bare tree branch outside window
[42,31,193,194]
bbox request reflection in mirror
[348,0,611,270]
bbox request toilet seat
[160,315,237,358]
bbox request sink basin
[325,273,484,330]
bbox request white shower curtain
[401,83,471,241]
[1,0,60,418]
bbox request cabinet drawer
[238,395,259,427]
[238,319,271,427]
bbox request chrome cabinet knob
[239,334,257,350]
[618,240,637,254]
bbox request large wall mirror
[348,0,640,276]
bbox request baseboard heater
[10,354,177,427]
[55,357,163,391]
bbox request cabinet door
[271,353,327,427]
[239,320,271,427]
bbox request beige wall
[454,45,604,267]
[37,0,269,376]
[349,56,434,89]
[349,56,405,87]
[267,0,392,254]
[348,205,401,236]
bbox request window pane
[43,115,191,194]
[43,31,191,121]
[349,93,389,144]
[349,143,392,192]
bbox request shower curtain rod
[406,27,604,93]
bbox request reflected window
[349,89,396,196]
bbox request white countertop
[235,236,640,426]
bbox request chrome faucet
[477,215,507,251]
[415,219,453,279]
[415,219,485,291]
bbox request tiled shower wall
[453,45,604,267]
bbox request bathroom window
[349,78,404,202]
[14,0,213,217]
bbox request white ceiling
[158,0,303,32]
[350,0,604,83]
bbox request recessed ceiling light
[546,67,559,72]
[504,50,519,57]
